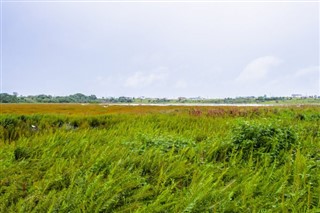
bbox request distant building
[292,94,302,98]
[190,96,204,100]
[178,97,187,101]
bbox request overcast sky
[2,1,319,98]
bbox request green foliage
[231,121,298,160]
[1,92,320,104]
[13,147,31,160]
[0,93,19,103]
[0,107,319,212]
[139,134,196,153]
[0,93,98,103]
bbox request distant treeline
[0,93,98,103]
[0,93,319,104]
[0,93,138,103]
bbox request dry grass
[0,104,186,115]
[1,103,317,116]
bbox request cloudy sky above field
[2,1,319,98]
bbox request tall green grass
[0,107,319,212]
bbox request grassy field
[0,104,319,212]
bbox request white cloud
[4,3,318,97]
[236,56,282,82]
[124,67,168,88]
[174,80,188,89]
[294,66,319,78]
[291,65,319,95]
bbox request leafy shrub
[231,121,297,160]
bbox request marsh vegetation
[1,105,319,212]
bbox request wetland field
[0,104,319,212]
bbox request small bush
[231,121,297,160]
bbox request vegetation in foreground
[0,105,319,212]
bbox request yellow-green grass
[0,105,319,212]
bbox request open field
[1,104,320,212]
[1,103,319,115]
[0,103,276,115]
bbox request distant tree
[89,95,97,100]
[118,96,133,103]
[0,93,18,103]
